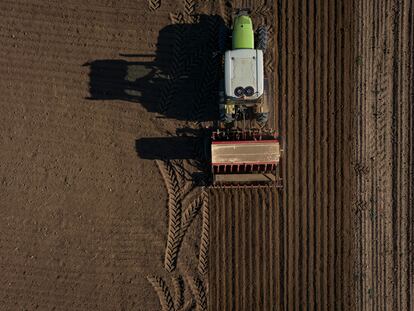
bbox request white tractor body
[224,49,264,101]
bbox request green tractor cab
[232,14,254,49]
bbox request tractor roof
[224,49,264,100]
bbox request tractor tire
[218,24,231,53]
[256,26,268,51]
[256,112,269,127]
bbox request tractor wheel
[256,112,269,127]
[218,24,231,53]
[256,26,268,51]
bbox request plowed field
[209,0,354,309]
[0,0,412,311]
[353,0,413,309]
[209,188,280,310]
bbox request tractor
[210,9,281,186]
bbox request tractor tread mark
[173,159,190,195]
[252,5,271,18]
[147,276,176,311]
[169,12,186,25]
[179,299,196,311]
[188,276,207,311]
[148,0,161,11]
[264,57,274,74]
[180,196,203,239]
[172,276,185,310]
[183,0,196,21]
[156,160,183,272]
[198,189,209,276]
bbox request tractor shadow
[83,14,225,123]
[135,127,212,185]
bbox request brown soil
[0,0,412,311]
[0,1,192,310]
[353,0,413,310]
[209,188,280,310]
[210,0,354,309]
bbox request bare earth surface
[353,0,413,310]
[0,1,180,310]
[210,0,354,309]
[0,1,412,311]
[274,0,353,309]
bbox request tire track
[187,275,207,311]
[198,189,209,276]
[149,0,161,11]
[147,276,176,311]
[172,276,185,310]
[183,0,196,19]
[149,274,205,311]
[156,160,183,272]
[181,196,202,239]
[157,159,205,273]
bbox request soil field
[276,0,353,308]
[0,1,191,310]
[209,0,354,309]
[353,0,414,310]
[209,188,280,310]
[210,1,413,310]
[0,0,412,311]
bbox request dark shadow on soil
[135,127,211,161]
[135,127,212,186]
[136,124,212,182]
[136,137,197,160]
[83,14,225,123]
